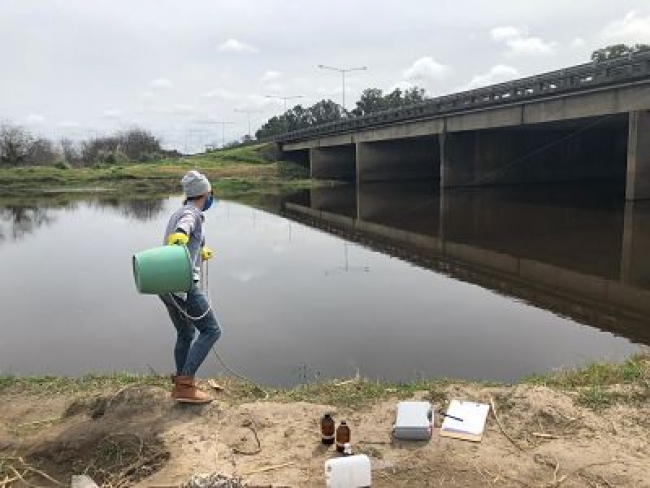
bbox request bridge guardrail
[275,52,650,143]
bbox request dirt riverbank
[1,356,649,487]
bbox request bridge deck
[278,52,650,147]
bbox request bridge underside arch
[281,148,310,168]
[356,135,440,183]
[440,114,629,188]
[310,145,356,181]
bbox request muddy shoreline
[1,356,649,487]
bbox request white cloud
[571,37,586,49]
[507,37,555,55]
[465,64,520,89]
[403,56,450,83]
[25,113,45,125]
[261,70,281,83]
[490,26,521,41]
[142,90,155,99]
[203,88,238,100]
[103,109,122,119]
[490,26,556,56]
[217,38,258,53]
[149,78,173,89]
[601,10,650,44]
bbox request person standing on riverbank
[160,170,221,403]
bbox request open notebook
[440,399,490,442]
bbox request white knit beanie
[181,170,211,197]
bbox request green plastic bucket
[132,245,193,294]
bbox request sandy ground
[1,381,649,487]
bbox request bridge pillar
[626,110,650,201]
[621,201,650,285]
[310,146,356,181]
[440,131,480,187]
[356,138,440,183]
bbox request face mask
[202,194,214,212]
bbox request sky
[1,0,649,152]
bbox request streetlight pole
[234,108,262,139]
[317,64,367,111]
[212,120,233,148]
[265,94,304,132]
[265,94,304,114]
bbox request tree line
[255,86,427,139]
[0,124,179,168]
[591,43,650,62]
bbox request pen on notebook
[440,412,463,422]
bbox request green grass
[199,143,278,165]
[0,163,310,203]
[524,353,649,388]
[276,378,459,408]
[0,373,169,395]
[1,355,648,410]
[575,386,622,410]
[0,373,456,409]
[525,353,650,410]
[0,143,309,196]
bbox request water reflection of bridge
[283,183,650,345]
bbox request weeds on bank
[198,143,276,165]
[525,353,649,388]
[576,386,623,410]
[276,378,457,409]
[0,373,455,408]
[525,353,650,410]
[0,373,169,395]
[4,354,647,409]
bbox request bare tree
[26,138,59,166]
[118,127,161,160]
[59,138,81,166]
[0,123,33,166]
[80,128,162,165]
[1,123,166,167]
[80,136,121,165]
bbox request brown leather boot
[172,375,212,404]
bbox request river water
[0,184,647,386]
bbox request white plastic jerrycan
[325,454,371,488]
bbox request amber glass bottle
[321,414,335,445]
[335,420,351,453]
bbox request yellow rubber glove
[167,232,189,246]
[201,246,214,260]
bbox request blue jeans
[160,285,221,376]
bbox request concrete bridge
[278,52,650,200]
